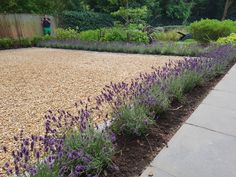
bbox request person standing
[42,15,51,36]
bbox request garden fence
[0,14,57,39]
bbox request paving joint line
[185,123,236,138]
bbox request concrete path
[140,64,236,177]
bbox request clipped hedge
[190,19,236,43]
[59,11,115,31]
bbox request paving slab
[202,90,236,111]
[141,124,236,177]
[140,166,175,177]
[187,104,236,136]
[215,71,236,94]
[230,64,236,71]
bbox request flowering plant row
[2,45,236,177]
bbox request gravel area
[0,48,182,169]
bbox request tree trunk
[222,0,234,20]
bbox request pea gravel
[0,48,182,169]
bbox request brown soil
[101,74,224,177]
[0,48,182,171]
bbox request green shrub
[217,33,236,44]
[55,28,80,40]
[0,38,32,49]
[127,29,149,43]
[111,104,154,136]
[0,38,14,49]
[31,35,53,45]
[79,29,101,41]
[17,38,32,47]
[153,31,181,41]
[101,27,127,42]
[183,39,198,43]
[190,19,236,43]
[60,11,114,31]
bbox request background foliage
[1,0,236,26]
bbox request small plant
[79,29,101,41]
[167,71,203,102]
[111,103,154,136]
[55,28,80,40]
[101,27,127,42]
[63,125,115,176]
[127,29,149,43]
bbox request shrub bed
[2,44,236,176]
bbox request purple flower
[110,132,117,143]
[74,165,85,175]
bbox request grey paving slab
[140,166,175,177]
[230,64,236,71]
[187,104,236,136]
[202,90,236,111]
[141,124,236,177]
[215,72,236,94]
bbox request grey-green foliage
[111,103,154,136]
[64,126,114,175]
[167,71,203,102]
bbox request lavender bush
[2,44,236,176]
[37,40,218,57]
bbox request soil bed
[101,69,228,177]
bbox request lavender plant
[37,40,216,57]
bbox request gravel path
[0,48,182,169]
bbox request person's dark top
[42,18,51,28]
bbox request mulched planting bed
[102,72,225,177]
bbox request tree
[166,0,193,23]
[222,0,235,20]
[111,6,148,25]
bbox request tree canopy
[0,0,235,25]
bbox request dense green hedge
[0,38,32,49]
[59,11,115,31]
[190,19,236,43]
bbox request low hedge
[37,40,216,57]
[190,19,236,43]
[0,38,32,49]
